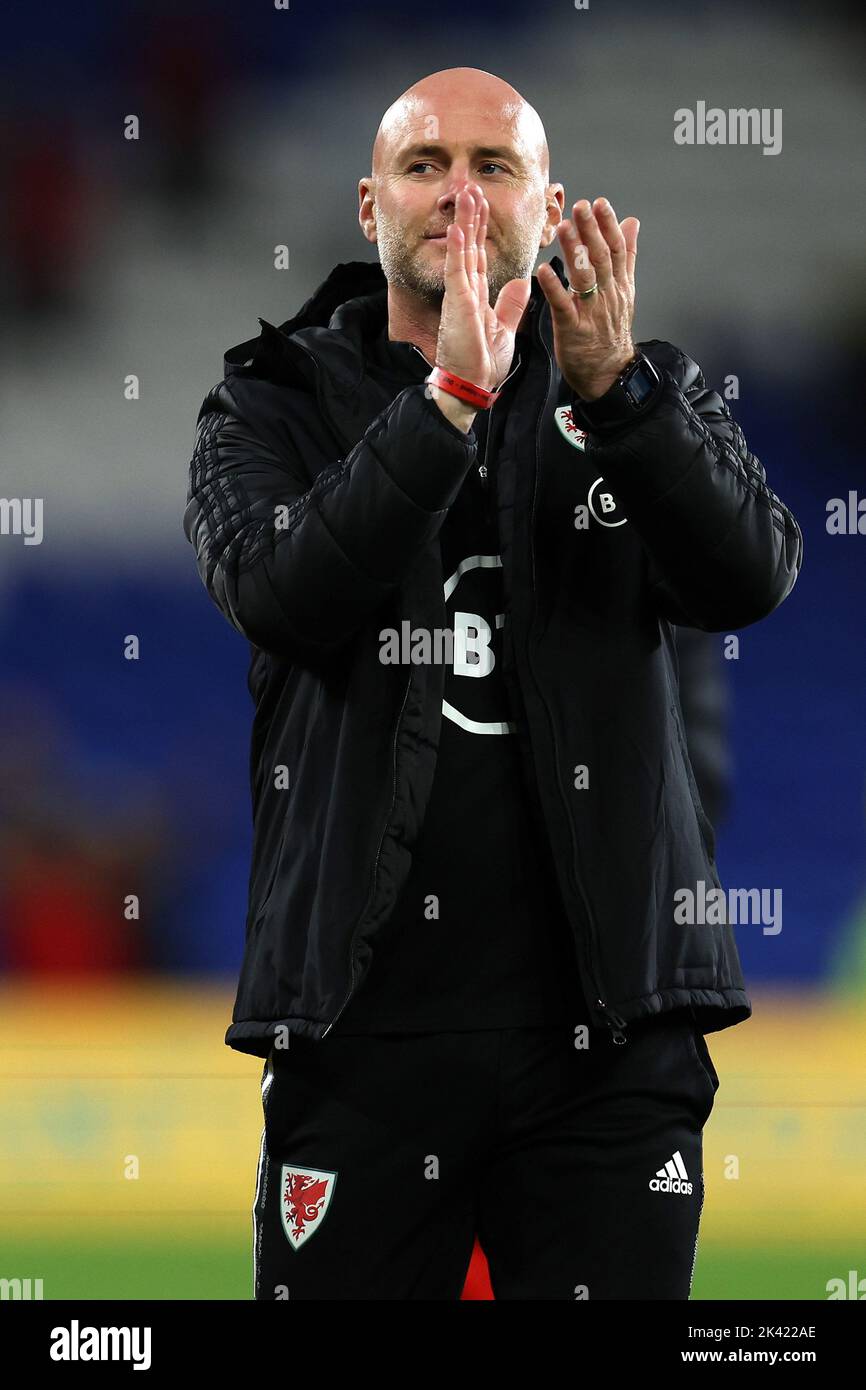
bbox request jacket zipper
[412,344,523,490]
[524,318,628,1045]
[477,352,522,488]
[318,335,606,1041]
[323,341,468,1037]
[323,670,413,1037]
[478,395,493,486]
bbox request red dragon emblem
[279,1166,337,1250]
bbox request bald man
[185,67,802,1300]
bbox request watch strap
[571,352,665,434]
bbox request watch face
[625,361,656,407]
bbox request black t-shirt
[329,322,587,1034]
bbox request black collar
[283,254,568,338]
[225,256,567,388]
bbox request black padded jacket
[183,256,803,1057]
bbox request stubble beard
[375,208,544,310]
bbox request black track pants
[252,1010,719,1300]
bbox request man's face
[366,111,554,309]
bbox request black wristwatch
[571,351,664,433]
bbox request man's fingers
[594,198,627,281]
[555,216,594,286]
[594,199,640,287]
[443,219,470,295]
[468,197,480,283]
[535,261,578,324]
[492,276,532,337]
[443,188,477,296]
[574,198,612,285]
[476,195,490,308]
[620,216,640,286]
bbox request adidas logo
[649,1150,693,1195]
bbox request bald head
[372,67,550,184]
[360,67,562,312]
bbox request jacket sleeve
[571,341,803,630]
[183,376,477,659]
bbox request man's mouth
[423,231,491,242]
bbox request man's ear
[358,177,377,244]
[539,182,565,249]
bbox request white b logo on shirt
[588,477,627,528]
[443,555,514,734]
[453,612,495,677]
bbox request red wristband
[425,365,501,410]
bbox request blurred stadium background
[1,0,864,1299]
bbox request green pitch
[0,1235,853,1301]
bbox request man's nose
[437,176,480,215]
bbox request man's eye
[408,161,507,175]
